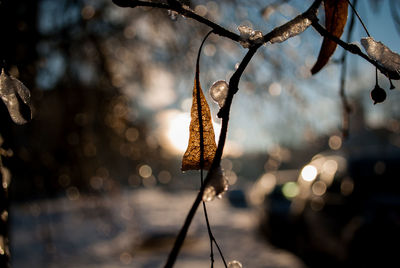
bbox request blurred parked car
[255,144,400,268]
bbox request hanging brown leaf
[181,76,217,171]
[311,0,348,74]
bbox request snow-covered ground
[10,188,306,268]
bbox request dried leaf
[181,76,217,171]
[311,0,348,74]
[0,68,33,124]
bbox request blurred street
[11,188,307,268]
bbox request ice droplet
[250,30,263,42]
[238,25,263,48]
[238,25,254,39]
[209,80,228,107]
[202,186,216,202]
[202,166,229,202]
[361,37,400,73]
[228,260,243,268]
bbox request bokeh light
[301,165,317,182]
[282,182,299,199]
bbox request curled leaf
[361,37,400,79]
[311,0,348,74]
[0,68,33,124]
[181,76,217,171]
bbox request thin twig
[112,0,240,42]
[193,29,220,268]
[339,0,357,138]
[346,0,370,37]
[202,200,215,267]
[164,186,203,268]
[213,238,228,267]
[164,44,260,268]
[195,30,213,175]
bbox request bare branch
[163,46,259,268]
[112,0,240,42]
[339,0,358,138]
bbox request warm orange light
[158,109,221,155]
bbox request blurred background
[1,0,400,267]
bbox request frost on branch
[238,25,263,48]
[202,166,229,202]
[361,37,400,77]
[270,14,312,44]
[209,80,228,108]
[0,68,33,124]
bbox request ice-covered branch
[164,44,259,268]
[112,0,324,47]
[311,20,400,80]
[261,0,321,44]
[361,37,400,75]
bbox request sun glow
[158,109,221,155]
[165,112,190,154]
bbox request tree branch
[339,0,358,138]
[112,0,240,42]
[113,0,399,81]
[109,1,327,267]
[164,46,259,268]
[261,0,321,43]
[311,20,400,80]
[113,1,400,268]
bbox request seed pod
[370,85,386,105]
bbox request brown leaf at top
[181,77,217,171]
[311,0,348,74]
